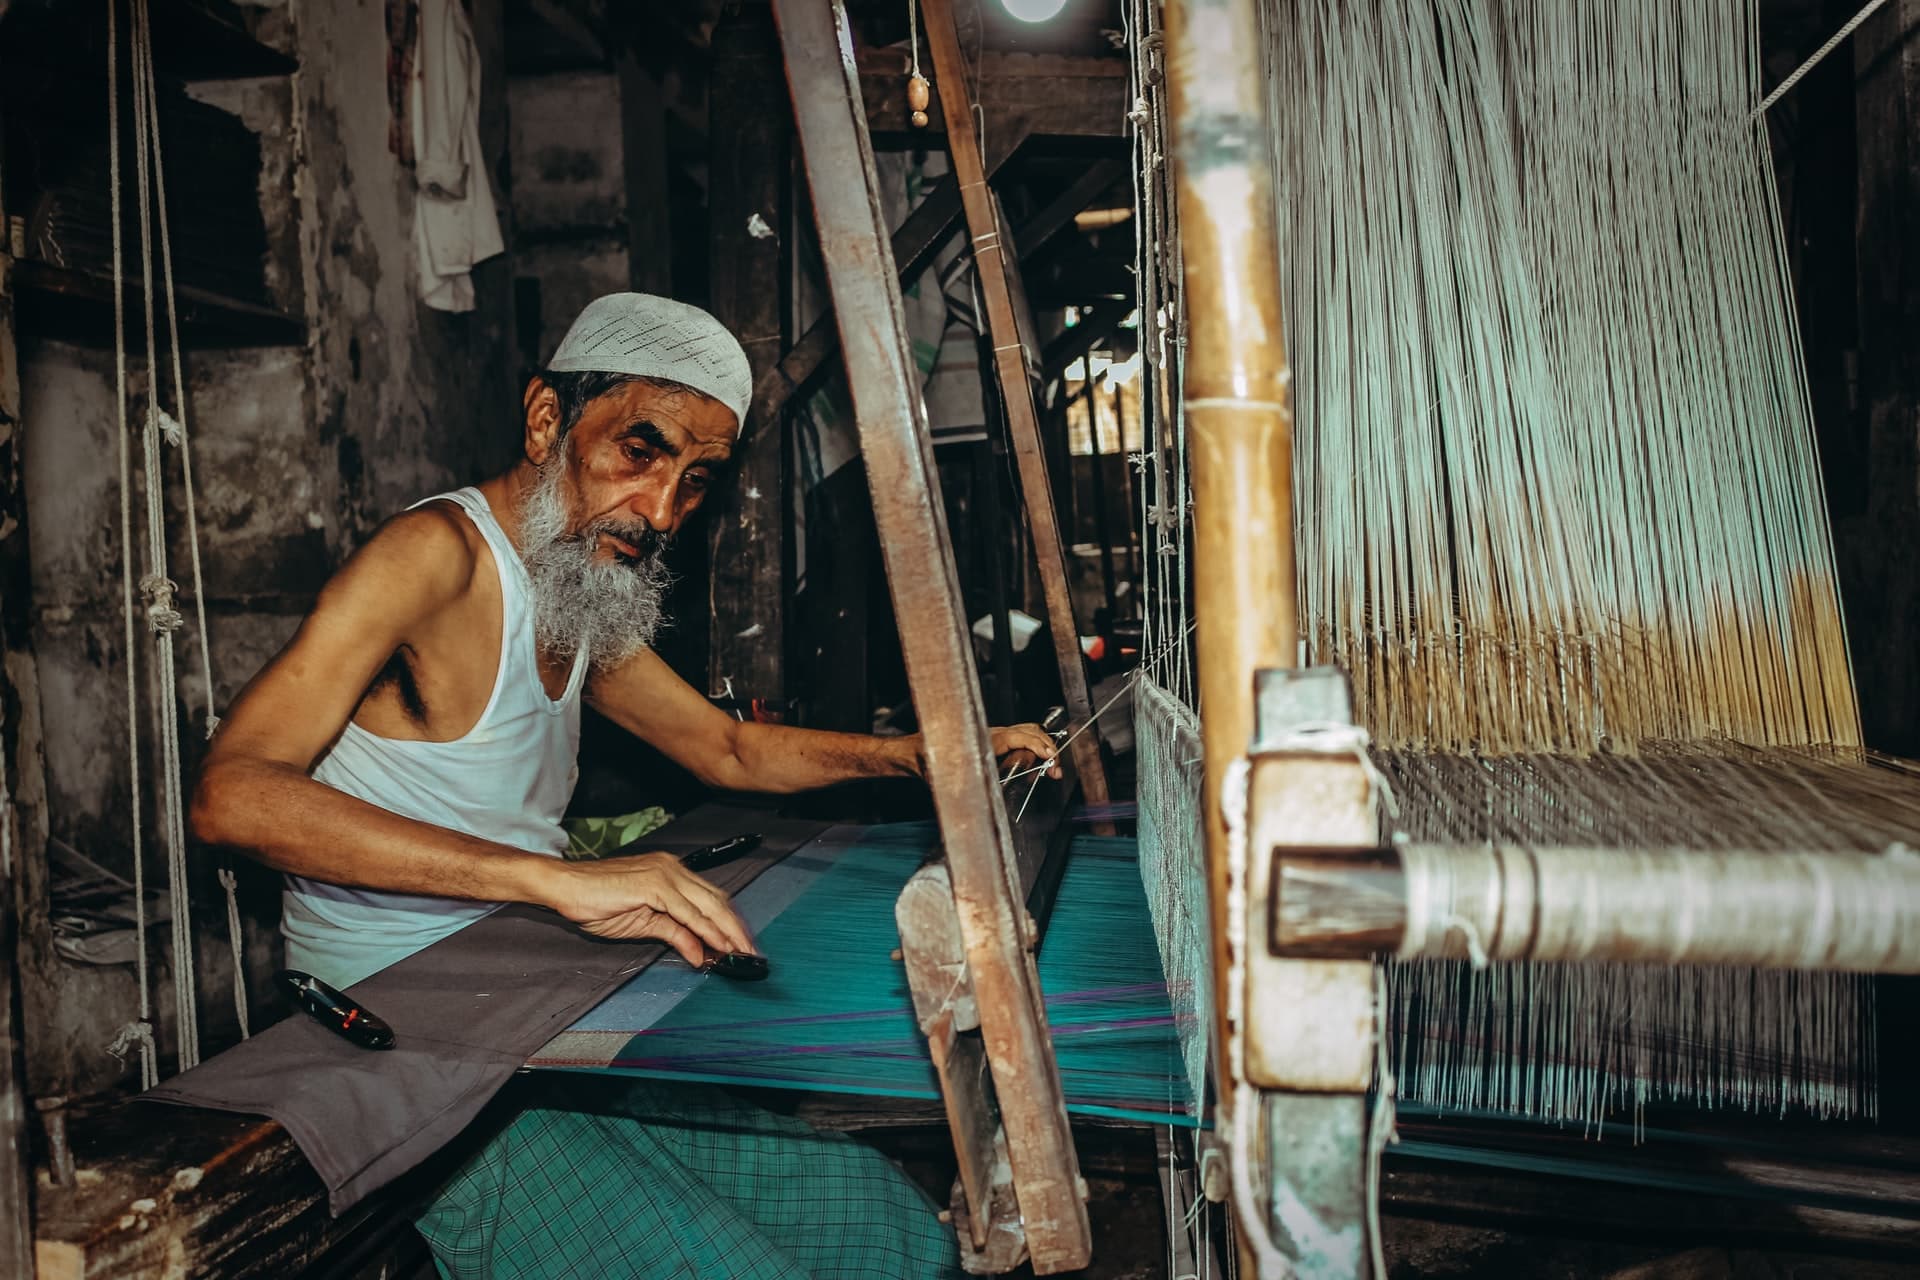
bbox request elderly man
[192,293,1057,1278]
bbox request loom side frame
[915,0,1113,822]
[770,1,1091,1270]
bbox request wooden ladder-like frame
[771,0,1095,1270]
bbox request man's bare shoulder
[317,503,486,622]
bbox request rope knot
[140,575,183,633]
[155,408,185,448]
[107,1019,155,1062]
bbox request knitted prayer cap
[546,293,753,430]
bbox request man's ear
[524,378,562,466]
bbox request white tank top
[282,487,589,989]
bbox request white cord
[1752,0,1890,118]
[1365,969,1397,1280]
[107,0,158,1093]
[107,0,249,1074]
[130,0,199,1070]
[134,0,245,1040]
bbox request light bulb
[1000,0,1068,23]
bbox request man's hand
[991,723,1063,781]
[541,852,757,967]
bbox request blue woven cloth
[416,1077,961,1280]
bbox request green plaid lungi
[416,1077,962,1280]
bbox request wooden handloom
[1150,0,1920,1276]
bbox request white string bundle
[1268,0,1859,758]
[106,0,249,1083]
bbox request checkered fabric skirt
[416,1078,961,1279]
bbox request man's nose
[631,482,676,534]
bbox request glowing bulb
[1000,0,1068,22]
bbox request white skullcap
[546,293,754,429]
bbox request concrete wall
[509,70,630,364]
[14,0,518,1094]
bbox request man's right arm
[190,509,753,965]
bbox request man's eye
[683,472,710,494]
[623,444,651,465]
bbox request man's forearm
[192,758,564,906]
[720,722,921,793]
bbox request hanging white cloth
[409,0,504,312]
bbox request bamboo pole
[1161,0,1297,1095]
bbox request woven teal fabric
[532,828,1193,1125]
[416,1077,961,1280]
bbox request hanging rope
[131,0,247,1041]
[106,0,158,1093]
[106,0,252,1078]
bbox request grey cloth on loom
[144,807,828,1215]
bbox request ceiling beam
[1013,157,1128,262]
[858,46,1129,142]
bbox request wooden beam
[705,4,789,707]
[29,1103,451,1280]
[0,110,41,1280]
[858,47,1128,143]
[747,126,1027,449]
[921,0,1111,817]
[1013,158,1127,264]
[770,0,1090,1270]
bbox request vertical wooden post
[971,441,1018,723]
[1855,0,1920,1124]
[1079,364,1120,624]
[771,0,1090,1267]
[1115,378,1142,606]
[0,115,43,1280]
[917,0,1111,811]
[706,3,789,711]
[0,800,32,1280]
[618,54,674,296]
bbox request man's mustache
[580,519,670,561]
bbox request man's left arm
[587,648,1059,794]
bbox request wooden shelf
[9,258,304,350]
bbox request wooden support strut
[706,7,791,710]
[769,1,1090,1271]
[0,106,43,1280]
[918,0,1111,817]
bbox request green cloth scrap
[416,1077,961,1280]
[562,807,672,860]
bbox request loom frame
[917,0,1113,822]
[770,0,1093,1270]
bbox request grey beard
[516,454,672,670]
